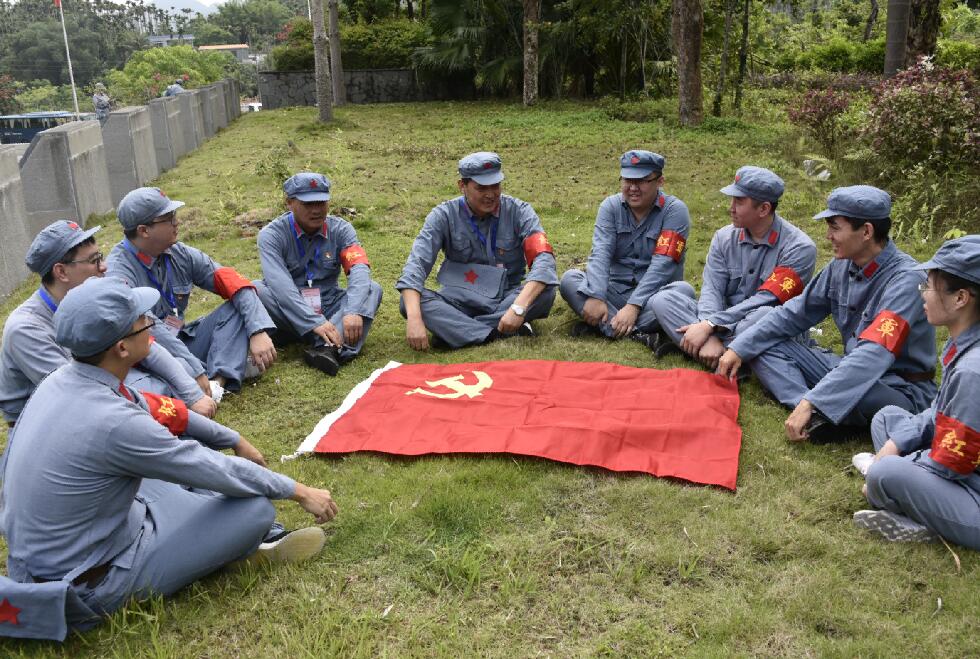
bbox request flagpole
[56,0,81,120]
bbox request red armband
[858,310,910,356]
[142,391,189,436]
[758,266,803,304]
[522,231,554,266]
[652,230,685,263]
[213,267,255,300]
[931,413,980,474]
[339,244,370,275]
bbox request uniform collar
[850,240,896,280]
[944,323,980,367]
[123,239,164,267]
[68,360,128,391]
[617,191,665,230]
[289,213,328,239]
[738,214,782,246]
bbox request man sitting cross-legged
[0,277,337,639]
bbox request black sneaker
[254,527,326,563]
[303,345,341,376]
[803,411,859,444]
[429,333,450,349]
[517,322,535,337]
[570,321,600,338]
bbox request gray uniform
[0,289,204,423]
[728,240,937,426]
[649,215,817,347]
[107,239,276,390]
[92,92,111,124]
[867,323,980,549]
[560,192,690,337]
[255,212,382,360]
[396,195,558,347]
[0,361,294,632]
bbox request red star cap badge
[483,162,492,169]
[310,179,318,188]
[67,221,80,230]
[630,155,640,165]
[159,189,167,196]
[0,598,21,625]
[734,174,741,182]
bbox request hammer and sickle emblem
[877,317,898,338]
[406,370,493,399]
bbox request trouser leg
[253,280,304,346]
[181,302,250,390]
[865,455,980,550]
[648,282,698,345]
[475,283,557,328]
[750,340,836,409]
[400,288,495,348]
[326,281,383,361]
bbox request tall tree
[863,0,879,42]
[328,0,345,106]
[310,0,333,122]
[711,0,735,117]
[733,0,749,114]
[884,0,910,75]
[904,0,941,66]
[522,0,540,106]
[671,0,704,126]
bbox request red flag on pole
[290,360,743,490]
[54,0,61,7]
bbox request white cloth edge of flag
[280,360,403,462]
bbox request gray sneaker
[853,510,937,543]
[253,527,326,563]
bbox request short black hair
[41,237,96,285]
[837,215,890,245]
[934,269,980,300]
[123,226,140,240]
[750,198,778,214]
[72,347,111,366]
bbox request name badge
[163,314,184,334]
[302,287,322,314]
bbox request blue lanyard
[290,214,321,287]
[123,240,177,313]
[38,287,58,313]
[459,199,498,254]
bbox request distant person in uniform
[853,236,980,548]
[255,172,382,375]
[92,83,111,124]
[397,151,558,350]
[164,78,185,97]
[559,150,690,349]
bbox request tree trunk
[904,0,940,67]
[311,0,333,122]
[671,0,704,126]
[523,0,540,106]
[712,0,735,117]
[406,0,414,19]
[863,0,879,42]
[884,0,911,75]
[328,0,346,106]
[619,30,628,101]
[733,0,749,114]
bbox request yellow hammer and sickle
[657,235,670,248]
[406,371,494,399]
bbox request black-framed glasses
[620,175,661,189]
[122,316,155,340]
[917,282,934,293]
[64,252,104,267]
[149,212,177,226]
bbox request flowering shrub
[787,88,853,154]
[862,58,979,175]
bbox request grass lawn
[1,95,975,657]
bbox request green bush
[936,39,980,74]
[13,80,77,112]
[340,18,430,69]
[792,37,885,73]
[106,46,232,104]
[270,17,313,72]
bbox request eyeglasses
[621,176,661,189]
[121,316,155,340]
[149,213,177,226]
[917,282,934,293]
[64,252,104,267]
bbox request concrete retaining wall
[102,106,160,206]
[1,78,242,299]
[0,147,33,298]
[148,96,185,171]
[19,120,112,229]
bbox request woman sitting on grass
[852,235,980,549]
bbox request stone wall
[0,147,33,298]
[258,69,468,109]
[102,106,160,205]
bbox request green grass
[1,98,975,657]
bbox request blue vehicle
[0,111,89,144]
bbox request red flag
[293,360,742,490]
[54,0,61,6]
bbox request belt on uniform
[896,369,936,383]
[34,563,111,588]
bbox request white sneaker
[209,380,225,404]
[851,452,875,477]
[853,509,937,543]
[253,527,325,563]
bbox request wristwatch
[510,303,526,317]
